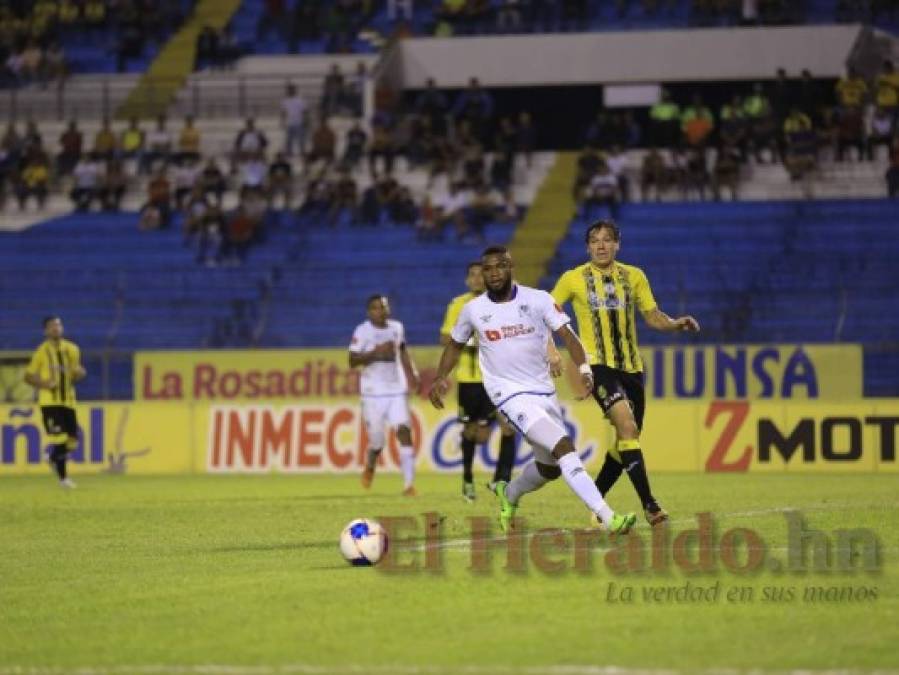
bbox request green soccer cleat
[462,481,476,503]
[492,480,517,533]
[607,512,637,535]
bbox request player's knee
[616,419,640,440]
[462,423,478,441]
[396,425,412,444]
[475,425,491,444]
[536,462,561,480]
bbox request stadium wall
[382,25,871,89]
[2,346,895,476]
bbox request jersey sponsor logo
[518,304,530,316]
[484,324,538,342]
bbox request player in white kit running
[349,295,421,496]
[429,246,637,534]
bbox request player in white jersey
[349,295,420,496]
[429,246,637,534]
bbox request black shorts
[457,382,496,425]
[590,365,646,430]
[40,405,78,438]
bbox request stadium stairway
[508,151,578,287]
[117,0,244,120]
[542,199,899,396]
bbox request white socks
[557,452,614,526]
[506,461,550,504]
[399,445,415,489]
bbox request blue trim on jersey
[494,389,556,409]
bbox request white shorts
[361,394,411,449]
[497,393,567,466]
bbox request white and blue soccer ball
[339,518,388,566]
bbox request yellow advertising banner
[134,344,862,403]
[3,397,895,475]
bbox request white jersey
[451,284,570,407]
[349,319,408,396]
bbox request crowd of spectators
[572,62,899,208]
[0,0,192,85]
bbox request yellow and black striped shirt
[25,339,82,407]
[440,292,482,383]
[551,261,657,373]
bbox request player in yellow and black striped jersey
[440,262,518,503]
[551,220,699,526]
[23,316,86,488]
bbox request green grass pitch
[1,472,897,674]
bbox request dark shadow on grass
[207,540,336,553]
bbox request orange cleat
[402,485,418,497]
[361,467,374,489]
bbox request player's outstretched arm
[642,307,701,333]
[546,336,563,378]
[399,344,420,392]
[555,325,594,395]
[429,340,464,409]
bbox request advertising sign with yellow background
[2,398,895,476]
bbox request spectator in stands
[783,107,817,181]
[119,118,144,164]
[436,182,468,235]
[887,139,899,198]
[816,107,840,161]
[239,152,268,200]
[173,157,200,209]
[435,0,466,36]
[868,107,895,161]
[330,170,359,226]
[147,170,173,228]
[184,185,210,244]
[322,3,355,54]
[15,154,49,210]
[574,144,601,198]
[681,94,715,150]
[281,83,307,158]
[459,136,486,188]
[452,78,494,143]
[391,186,417,225]
[344,61,369,117]
[649,89,681,148]
[142,115,173,174]
[102,160,127,211]
[93,119,118,160]
[416,194,439,240]
[583,161,619,218]
[116,19,145,73]
[195,25,219,70]
[837,108,866,162]
[517,111,536,167]
[875,60,899,118]
[233,118,268,165]
[71,154,102,211]
[322,64,345,117]
[307,119,336,173]
[713,143,741,201]
[57,120,82,176]
[178,116,201,162]
[19,42,43,86]
[769,68,792,131]
[497,0,524,32]
[215,26,245,69]
[414,78,449,137]
[342,121,367,170]
[288,1,322,52]
[268,152,293,209]
[466,184,493,243]
[43,42,67,86]
[257,0,287,41]
[200,157,227,206]
[719,95,748,160]
[22,121,43,157]
[222,205,258,265]
[835,66,868,113]
[606,145,630,202]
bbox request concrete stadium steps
[0,75,141,123]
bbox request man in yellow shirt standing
[24,316,86,488]
[551,220,699,526]
[439,262,518,502]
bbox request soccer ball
[339,518,389,566]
